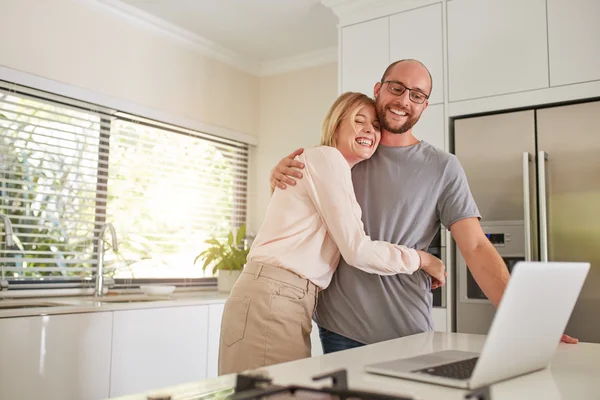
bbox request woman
[218,92,445,375]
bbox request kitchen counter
[113,331,600,400]
[0,290,228,318]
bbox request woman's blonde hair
[320,92,376,147]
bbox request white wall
[0,0,338,235]
[249,63,338,233]
[0,0,259,137]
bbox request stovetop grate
[146,369,491,400]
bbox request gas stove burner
[230,369,411,400]
[144,369,491,400]
[230,369,492,400]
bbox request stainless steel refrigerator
[453,100,600,343]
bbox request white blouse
[248,146,420,289]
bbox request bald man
[271,60,577,352]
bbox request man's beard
[377,104,420,134]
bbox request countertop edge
[0,291,228,318]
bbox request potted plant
[194,223,249,292]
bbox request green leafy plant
[194,223,249,275]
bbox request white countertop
[0,290,228,318]
[113,331,600,400]
[0,290,446,319]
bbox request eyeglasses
[382,80,429,104]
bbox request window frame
[0,79,250,291]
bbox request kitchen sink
[0,302,71,310]
[99,299,164,303]
[95,297,171,303]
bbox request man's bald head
[380,59,433,96]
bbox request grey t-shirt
[313,141,481,344]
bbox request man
[270,59,577,351]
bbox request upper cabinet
[447,0,549,102]
[414,103,445,150]
[390,3,444,105]
[333,0,600,112]
[341,17,389,96]
[547,0,600,86]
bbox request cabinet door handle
[537,151,549,262]
[522,152,532,262]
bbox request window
[0,81,248,289]
[105,115,248,280]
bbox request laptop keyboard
[413,357,479,380]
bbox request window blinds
[104,114,249,279]
[0,81,248,286]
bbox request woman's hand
[270,148,305,190]
[417,250,446,289]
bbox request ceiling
[115,0,339,71]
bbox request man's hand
[431,273,446,290]
[270,148,305,190]
[560,333,578,344]
[417,250,446,289]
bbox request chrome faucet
[0,213,14,248]
[95,222,118,297]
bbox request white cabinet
[206,303,224,378]
[0,312,113,400]
[413,103,445,151]
[341,17,389,95]
[310,320,323,357]
[432,307,447,332]
[110,305,209,398]
[547,0,600,86]
[390,3,444,105]
[447,0,549,101]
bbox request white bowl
[140,285,176,296]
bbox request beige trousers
[218,261,318,375]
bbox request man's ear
[374,82,382,98]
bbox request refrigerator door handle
[538,151,549,262]
[522,152,533,261]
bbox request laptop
[365,261,590,389]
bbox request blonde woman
[218,92,445,375]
